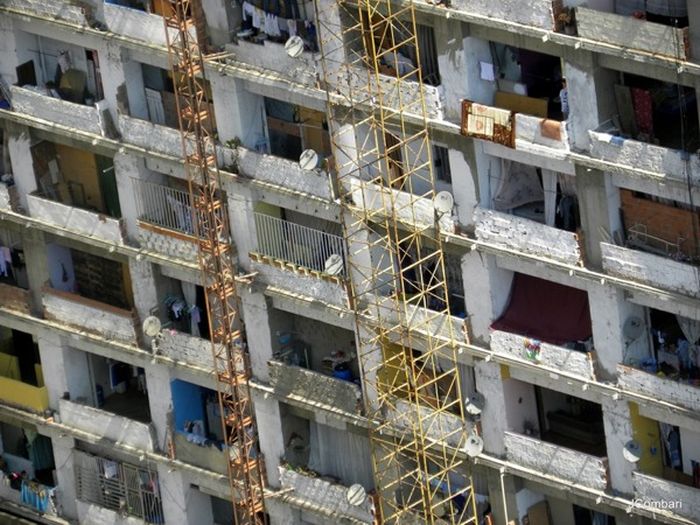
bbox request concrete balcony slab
[119,115,181,158]
[633,472,700,523]
[157,329,215,371]
[474,208,582,266]
[224,40,317,86]
[42,287,140,344]
[389,399,467,448]
[515,113,569,152]
[446,0,554,30]
[11,86,102,136]
[601,243,700,298]
[279,467,374,523]
[0,282,31,315]
[137,221,199,264]
[59,398,155,451]
[504,431,608,490]
[0,0,88,25]
[104,3,169,47]
[268,359,362,415]
[617,365,700,414]
[173,432,226,475]
[491,330,596,381]
[27,193,125,245]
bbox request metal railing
[253,212,346,276]
[132,178,198,235]
[74,450,164,524]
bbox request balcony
[617,365,700,413]
[473,208,582,266]
[10,86,103,136]
[515,113,570,153]
[104,3,170,47]
[601,243,700,297]
[0,282,31,315]
[156,329,215,371]
[278,466,374,523]
[503,431,608,490]
[0,374,48,413]
[224,40,317,87]
[491,330,596,380]
[42,287,140,344]
[268,359,362,415]
[633,472,700,523]
[26,192,125,245]
[575,7,690,60]
[0,0,88,25]
[0,182,19,212]
[58,398,155,451]
[119,115,182,158]
[172,433,227,475]
[589,128,700,186]
[0,476,59,517]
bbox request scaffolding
[313,0,479,522]
[162,2,266,523]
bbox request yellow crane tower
[162,2,267,523]
[312,0,481,522]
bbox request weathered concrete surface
[59,398,155,451]
[589,130,700,186]
[490,330,596,380]
[474,208,582,265]
[601,243,700,298]
[119,115,182,158]
[224,40,317,87]
[503,431,608,490]
[157,329,215,371]
[633,472,700,523]
[390,399,467,448]
[42,288,139,344]
[0,0,87,25]
[11,86,102,135]
[268,359,362,415]
[618,365,700,413]
[173,433,226,475]
[576,7,689,60]
[137,222,199,263]
[76,500,150,525]
[515,114,569,151]
[0,282,31,314]
[0,184,19,211]
[279,467,374,523]
[103,3,169,47]
[27,193,125,244]
[445,0,554,30]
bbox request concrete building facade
[0,0,698,524]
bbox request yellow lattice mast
[162,2,266,523]
[313,0,479,523]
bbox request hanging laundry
[242,1,255,21]
[252,7,263,29]
[57,51,72,73]
[0,246,9,276]
[287,18,297,37]
[265,13,281,37]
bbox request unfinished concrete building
[0,0,699,524]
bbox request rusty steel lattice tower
[162,2,266,523]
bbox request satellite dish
[464,434,484,457]
[465,392,485,416]
[433,191,454,215]
[623,316,644,341]
[324,254,344,276]
[299,149,319,171]
[142,316,162,338]
[623,440,642,463]
[285,35,305,58]
[346,483,367,506]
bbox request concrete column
[98,42,147,124]
[51,434,79,520]
[486,469,520,525]
[210,76,265,149]
[475,361,508,456]
[462,253,513,345]
[448,147,479,228]
[114,152,151,242]
[156,464,214,525]
[688,3,700,65]
[588,283,650,381]
[6,123,36,212]
[128,258,160,324]
[563,52,617,151]
[201,0,237,47]
[240,290,276,382]
[601,398,635,496]
[145,365,173,452]
[252,390,286,487]
[227,190,257,271]
[574,166,620,268]
[35,332,69,409]
[21,229,50,315]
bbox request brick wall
[621,190,700,259]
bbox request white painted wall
[680,426,700,477]
[515,488,545,523]
[503,378,539,435]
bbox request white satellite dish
[623,317,644,341]
[464,434,484,457]
[622,440,642,463]
[299,149,319,171]
[142,316,162,338]
[285,35,305,58]
[324,254,344,276]
[465,392,485,416]
[346,483,367,506]
[433,191,454,215]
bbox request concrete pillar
[448,147,479,228]
[128,258,160,324]
[35,332,69,409]
[240,291,276,382]
[601,398,635,496]
[574,166,620,268]
[588,284,650,381]
[210,76,265,149]
[475,361,508,456]
[113,152,152,242]
[98,42,147,124]
[227,190,257,271]
[434,18,470,123]
[563,52,617,150]
[6,123,36,212]
[252,390,286,487]
[51,434,79,520]
[462,253,513,345]
[201,0,237,47]
[61,345,94,404]
[145,365,173,452]
[156,464,214,525]
[486,469,519,525]
[21,229,50,315]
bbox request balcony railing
[253,212,346,276]
[133,179,196,236]
[74,450,164,524]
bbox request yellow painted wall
[0,352,20,381]
[55,144,102,211]
[34,364,44,388]
[0,377,49,413]
[629,402,664,477]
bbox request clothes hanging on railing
[20,480,55,514]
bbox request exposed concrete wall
[119,115,182,157]
[137,226,200,263]
[113,152,147,241]
[127,258,158,328]
[433,18,470,123]
[240,291,277,382]
[447,0,555,30]
[575,167,616,268]
[158,330,215,371]
[515,113,569,151]
[601,398,634,495]
[51,435,78,520]
[103,4,169,47]
[618,366,700,413]
[0,0,88,26]
[76,499,160,525]
[210,75,265,149]
[223,41,316,87]
[448,147,479,227]
[475,361,508,455]
[36,331,67,409]
[11,86,102,135]
[156,464,214,525]
[6,123,36,212]
[254,390,286,486]
[144,364,171,451]
[633,472,700,523]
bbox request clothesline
[241,0,317,50]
